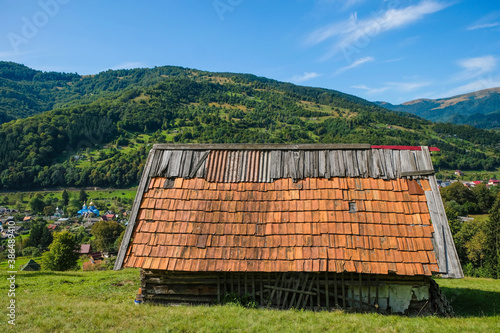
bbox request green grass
[0,269,498,332]
[0,256,43,271]
[0,188,137,207]
[468,214,490,222]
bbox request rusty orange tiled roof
[123,176,438,275]
[116,144,464,278]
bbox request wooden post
[260,273,264,306]
[317,274,321,307]
[282,274,293,309]
[358,273,362,311]
[375,275,379,312]
[289,273,303,309]
[350,273,354,310]
[224,272,227,296]
[367,274,371,309]
[217,276,221,303]
[334,272,338,308]
[325,272,329,310]
[341,272,346,309]
[252,274,256,301]
[296,273,308,307]
[245,273,248,296]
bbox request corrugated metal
[150,148,435,182]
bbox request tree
[484,193,500,278]
[61,190,70,207]
[74,226,90,244]
[66,206,78,217]
[440,182,476,205]
[91,220,124,252]
[43,205,54,217]
[114,230,125,250]
[79,189,88,204]
[29,197,45,215]
[26,220,53,249]
[472,184,495,214]
[22,247,41,257]
[41,231,79,271]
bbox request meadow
[0,268,498,333]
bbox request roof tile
[127,175,441,276]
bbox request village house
[23,216,34,223]
[80,244,93,256]
[47,224,58,231]
[100,213,117,221]
[115,144,462,315]
[488,179,500,186]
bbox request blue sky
[1,0,499,103]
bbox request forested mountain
[0,61,196,122]
[376,88,500,129]
[0,62,499,190]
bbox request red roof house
[115,144,462,315]
[488,179,500,186]
[80,244,92,255]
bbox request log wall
[140,270,434,314]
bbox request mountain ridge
[375,88,500,129]
[0,62,498,190]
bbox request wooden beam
[302,274,317,308]
[188,151,209,178]
[400,169,435,177]
[264,285,317,296]
[152,143,372,151]
[114,147,157,270]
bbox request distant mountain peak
[376,87,500,129]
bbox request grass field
[0,268,498,333]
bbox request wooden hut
[115,144,463,315]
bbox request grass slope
[0,269,498,332]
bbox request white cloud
[305,1,449,59]
[351,80,430,96]
[467,22,500,30]
[467,12,500,31]
[110,62,145,70]
[0,49,33,59]
[386,81,431,92]
[454,56,496,81]
[335,56,374,74]
[290,72,321,83]
[351,84,390,95]
[438,77,500,98]
[314,0,365,11]
[384,57,403,63]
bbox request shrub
[22,246,41,257]
[221,292,258,308]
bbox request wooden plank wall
[140,270,430,313]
